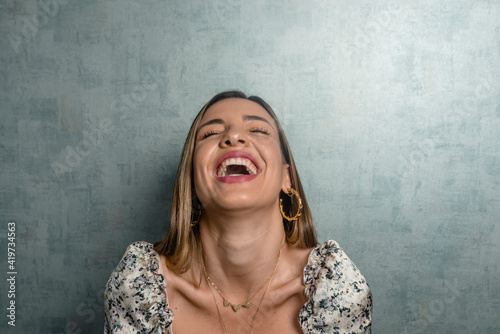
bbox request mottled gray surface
[1,0,499,333]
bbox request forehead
[201,98,276,124]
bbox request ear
[281,164,292,193]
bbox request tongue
[226,165,249,176]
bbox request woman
[104,91,372,333]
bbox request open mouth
[216,157,258,177]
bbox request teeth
[217,158,258,177]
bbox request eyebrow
[198,114,275,131]
[198,118,224,130]
[242,115,275,129]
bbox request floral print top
[104,240,372,333]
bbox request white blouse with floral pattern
[104,240,372,333]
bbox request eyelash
[200,127,270,140]
[249,127,270,135]
[201,130,220,139]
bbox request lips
[214,151,261,182]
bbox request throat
[226,164,250,176]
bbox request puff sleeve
[300,240,372,333]
[104,241,174,333]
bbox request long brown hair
[154,91,317,273]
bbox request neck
[199,206,286,298]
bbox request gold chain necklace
[203,267,268,312]
[202,242,283,312]
[202,243,283,333]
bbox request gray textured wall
[1,0,499,333]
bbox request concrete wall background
[1,0,499,333]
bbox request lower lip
[215,174,259,184]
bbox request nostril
[223,133,246,146]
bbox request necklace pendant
[223,299,251,312]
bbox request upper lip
[214,150,261,175]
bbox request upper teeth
[217,158,258,177]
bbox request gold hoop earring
[279,188,303,222]
[191,197,202,227]
[191,209,201,227]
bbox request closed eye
[201,130,221,139]
[249,127,270,135]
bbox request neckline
[152,241,319,286]
[150,241,321,329]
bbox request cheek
[192,149,201,175]
[262,143,286,175]
[192,144,215,183]
[192,148,205,187]
[192,162,209,200]
[269,142,285,165]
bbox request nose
[220,126,247,147]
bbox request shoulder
[112,241,160,273]
[104,241,173,332]
[105,241,164,293]
[300,240,372,333]
[304,240,364,277]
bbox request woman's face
[193,98,291,213]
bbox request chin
[211,195,261,211]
